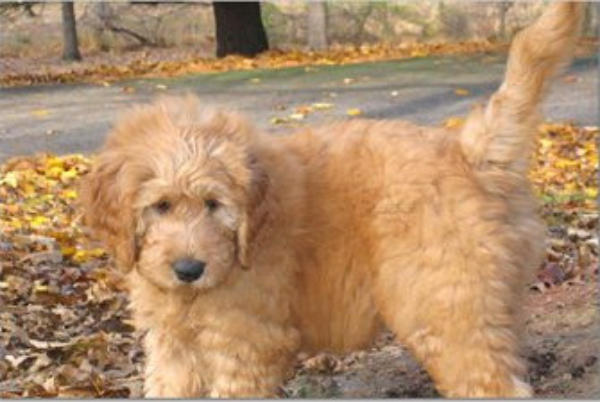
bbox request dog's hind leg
[370,175,542,397]
[372,196,541,398]
[374,249,533,397]
[404,327,532,397]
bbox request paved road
[0,53,597,162]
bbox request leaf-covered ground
[0,123,597,397]
[1,40,509,88]
[3,37,597,88]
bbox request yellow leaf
[45,166,64,179]
[60,169,78,183]
[269,117,288,125]
[31,109,50,117]
[33,283,49,293]
[289,113,305,121]
[444,116,465,129]
[45,156,64,169]
[347,108,362,116]
[312,102,334,110]
[73,249,105,264]
[22,183,36,197]
[454,88,470,96]
[564,182,577,193]
[89,248,106,258]
[45,179,59,189]
[585,187,598,199]
[72,250,89,263]
[9,218,22,229]
[584,142,595,152]
[30,215,50,228]
[410,49,428,58]
[540,138,554,149]
[61,246,76,257]
[555,159,578,169]
[61,189,78,199]
[0,171,19,188]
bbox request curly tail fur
[460,2,583,177]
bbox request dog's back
[285,3,582,396]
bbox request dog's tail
[459,2,583,179]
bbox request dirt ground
[283,279,599,398]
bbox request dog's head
[80,96,267,291]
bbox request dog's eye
[154,200,171,214]
[204,199,220,212]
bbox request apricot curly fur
[80,3,582,397]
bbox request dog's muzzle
[172,258,206,282]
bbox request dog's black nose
[172,258,205,282]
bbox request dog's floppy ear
[237,155,270,270]
[79,150,140,272]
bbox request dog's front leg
[202,321,299,398]
[206,349,293,398]
[142,329,208,397]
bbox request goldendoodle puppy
[80,3,582,398]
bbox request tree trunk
[92,2,111,51]
[596,2,600,36]
[307,1,327,51]
[498,2,512,40]
[583,2,598,36]
[213,2,268,58]
[61,1,81,61]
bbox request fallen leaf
[31,109,50,118]
[269,117,288,125]
[28,339,73,350]
[0,172,19,188]
[312,102,334,110]
[444,116,465,129]
[563,75,580,83]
